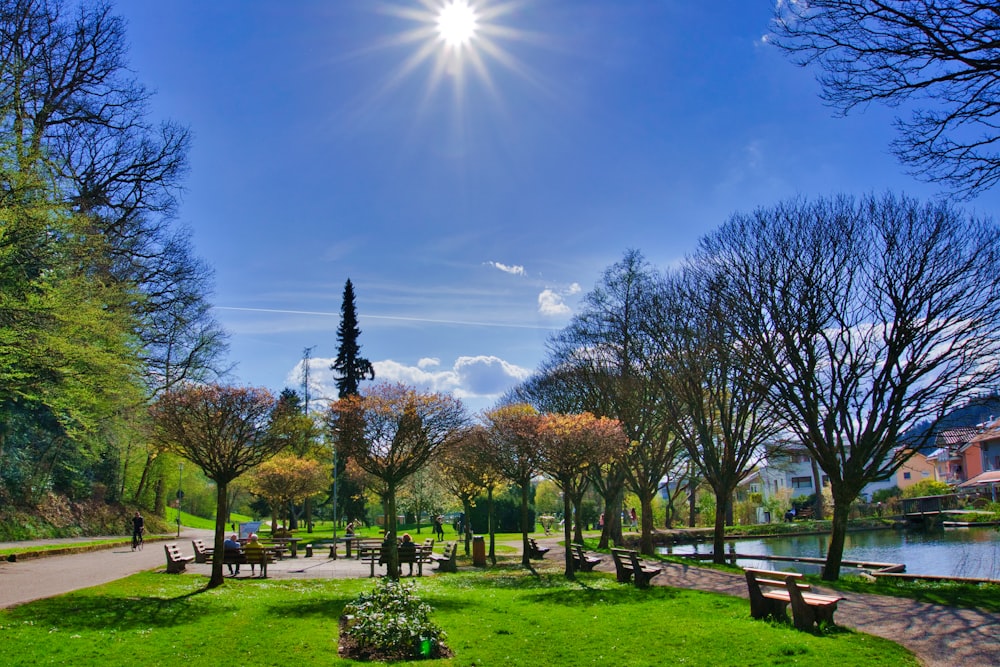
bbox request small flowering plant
[339,578,450,661]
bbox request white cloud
[487,261,525,276]
[287,354,532,412]
[567,282,582,295]
[538,288,571,316]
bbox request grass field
[0,565,917,666]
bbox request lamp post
[331,446,338,559]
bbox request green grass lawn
[0,567,917,666]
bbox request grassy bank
[0,567,916,666]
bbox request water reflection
[658,526,1000,579]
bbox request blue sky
[117,1,1000,415]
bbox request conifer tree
[331,279,375,398]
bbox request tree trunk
[711,485,731,565]
[133,451,156,503]
[153,476,166,515]
[208,481,229,588]
[688,477,698,527]
[383,489,400,580]
[462,498,473,555]
[487,487,496,565]
[562,488,575,579]
[571,492,585,545]
[823,492,852,581]
[520,480,532,567]
[600,486,624,548]
[639,493,655,555]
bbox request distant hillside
[904,394,1000,452]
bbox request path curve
[535,538,1000,667]
[0,529,214,609]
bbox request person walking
[433,516,445,541]
[629,507,638,531]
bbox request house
[958,419,1000,500]
[894,448,935,490]
[738,445,894,522]
[925,426,980,484]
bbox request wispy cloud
[215,306,559,331]
[487,261,525,276]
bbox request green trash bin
[472,535,486,567]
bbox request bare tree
[327,383,466,580]
[772,1,1000,197]
[549,250,684,555]
[700,193,1000,579]
[644,269,781,564]
[537,412,627,578]
[151,385,286,588]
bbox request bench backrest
[442,542,456,559]
[164,544,185,561]
[744,567,809,590]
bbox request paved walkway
[2,534,998,666]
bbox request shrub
[339,579,450,661]
[901,480,952,498]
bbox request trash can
[472,535,486,567]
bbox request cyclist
[131,511,145,550]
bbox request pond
[658,526,1000,580]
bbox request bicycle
[132,528,144,551]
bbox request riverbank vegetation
[0,568,918,666]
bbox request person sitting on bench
[398,533,416,576]
[223,533,241,576]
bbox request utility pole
[301,346,315,414]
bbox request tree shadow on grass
[263,595,354,619]
[3,584,223,631]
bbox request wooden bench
[191,539,213,563]
[360,544,383,577]
[398,544,434,576]
[429,541,457,573]
[743,567,843,630]
[527,538,550,559]
[569,543,601,572]
[610,548,662,588]
[164,543,194,574]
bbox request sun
[436,0,478,49]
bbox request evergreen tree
[331,279,375,398]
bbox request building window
[791,476,812,489]
[903,471,911,480]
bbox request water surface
[659,526,1000,580]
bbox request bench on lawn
[429,541,457,573]
[743,567,843,631]
[610,548,662,588]
[527,538,550,559]
[164,543,194,574]
[360,544,383,577]
[399,544,434,576]
[569,543,601,572]
[191,539,213,563]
